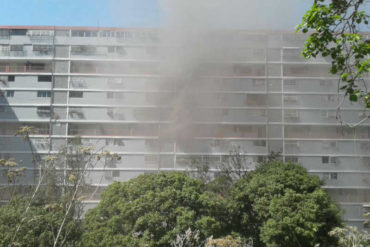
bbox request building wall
[0,26,369,228]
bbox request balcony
[0,63,52,73]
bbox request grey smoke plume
[157,0,308,141]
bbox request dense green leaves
[231,161,342,247]
[1,161,343,246]
[298,0,370,109]
[0,198,81,247]
[81,172,229,247]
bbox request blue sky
[0,0,367,30]
[0,0,161,27]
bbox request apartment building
[0,26,369,228]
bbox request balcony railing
[0,64,51,73]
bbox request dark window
[6,90,14,97]
[69,91,83,98]
[8,75,14,82]
[11,29,27,36]
[10,45,23,51]
[37,106,51,117]
[322,156,329,164]
[38,75,52,82]
[330,173,338,180]
[37,91,51,97]
[71,30,98,37]
[114,139,124,146]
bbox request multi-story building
[0,26,369,229]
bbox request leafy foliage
[205,235,250,247]
[0,198,82,247]
[230,161,342,247]
[297,0,370,108]
[81,172,229,247]
[329,226,370,247]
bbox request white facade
[0,26,369,228]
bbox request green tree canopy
[81,172,230,247]
[230,161,342,247]
[298,0,370,110]
[0,197,81,247]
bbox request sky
[0,0,366,30]
[0,0,161,27]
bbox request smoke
[159,0,311,30]
[156,0,306,141]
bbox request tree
[81,172,230,247]
[297,0,370,112]
[230,161,342,247]
[0,197,81,247]
[1,126,121,247]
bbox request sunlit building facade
[0,26,369,228]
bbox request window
[0,30,10,37]
[285,156,298,163]
[69,110,84,119]
[37,91,51,97]
[8,75,14,82]
[100,31,115,38]
[69,91,83,98]
[113,139,124,146]
[6,90,14,97]
[284,95,297,102]
[253,140,266,147]
[330,157,337,164]
[37,106,51,117]
[38,75,52,82]
[322,156,329,164]
[0,106,8,113]
[28,30,54,36]
[107,108,114,118]
[285,80,296,86]
[285,110,299,120]
[322,156,337,164]
[33,45,52,54]
[71,30,98,37]
[10,45,23,51]
[323,172,338,180]
[11,29,27,36]
[104,169,120,179]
